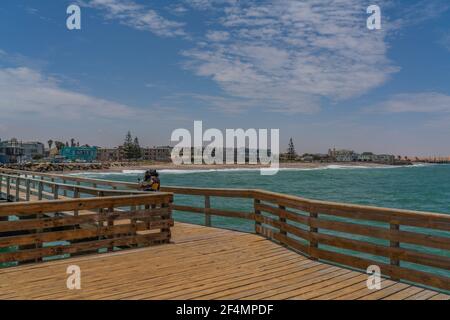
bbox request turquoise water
[82,164,450,216]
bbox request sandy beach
[83,161,396,173]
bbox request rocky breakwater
[0,161,149,172]
[0,162,111,172]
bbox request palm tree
[47,139,53,150]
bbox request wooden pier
[0,168,449,300]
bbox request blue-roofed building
[60,146,98,162]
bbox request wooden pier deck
[0,168,449,300]
[0,222,448,300]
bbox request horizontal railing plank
[0,208,170,233]
[309,217,450,251]
[0,194,172,217]
[310,247,450,291]
[0,232,170,263]
[0,220,173,248]
[312,232,450,271]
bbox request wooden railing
[0,172,147,202]
[0,168,449,291]
[0,193,173,265]
[0,168,137,191]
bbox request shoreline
[2,161,431,175]
[69,161,416,174]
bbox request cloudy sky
[1,0,450,156]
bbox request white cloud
[83,0,185,37]
[372,92,450,113]
[183,0,398,113]
[206,30,230,42]
[392,0,450,29]
[0,66,139,120]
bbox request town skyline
[1,134,449,161]
[1,1,450,157]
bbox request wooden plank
[310,217,450,250]
[0,222,446,300]
[0,232,169,263]
[311,232,450,270]
[0,194,173,217]
[0,220,173,249]
[255,189,450,231]
[0,208,170,233]
[310,247,450,291]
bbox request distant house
[373,154,395,164]
[0,139,44,163]
[300,155,314,162]
[22,141,45,161]
[333,149,358,162]
[142,146,173,162]
[60,146,98,162]
[358,152,374,162]
[97,146,173,162]
[0,138,24,163]
[97,147,123,162]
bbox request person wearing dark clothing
[139,170,160,192]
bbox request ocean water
[80,163,450,217]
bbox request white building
[333,149,358,162]
[373,154,395,164]
[22,141,45,161]
[358,152,374,162]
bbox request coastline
[70,161,410,174]
[2,161,428,175]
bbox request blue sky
[1,0,450,156]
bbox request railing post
[97,191,104,213]
[279,205,287,236]
[309,211,319,260]
[26,179,31,201]
[63,179,67,197]
[36,211,43,263]
[38,181,43,200]
[15,177,20,202]
[204,195,211,227]
[390,222,400,281]
[6,176,10,201]
[53,184,59,200]
[254,198,261,234]
[74,187,80,216]
[162,199,172,244]
[107,205,114,251]
[0,175,3,196]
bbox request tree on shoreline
[54,141,65,151]
[287,138,297,160]
[133,137,142,160]
[123,131,142,160]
